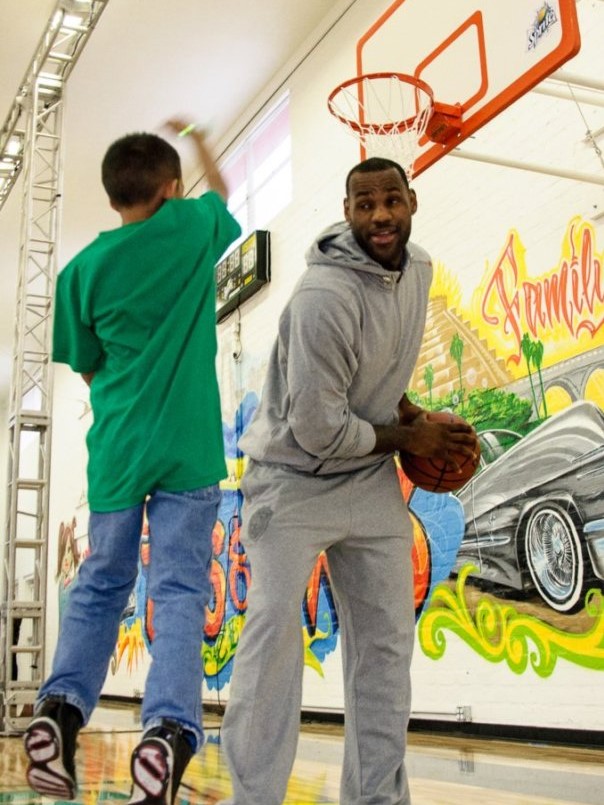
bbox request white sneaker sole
[24,718,76,800]
[129,736,174,805]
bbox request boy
[24,120,240,804]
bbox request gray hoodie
[238,221,433,475]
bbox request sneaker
[23,695,83,800]
[128,719,194,805]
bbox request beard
[353,223,410,271]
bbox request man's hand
[373,411,477,472]
[404,412,477,469]
[398,393,423,425]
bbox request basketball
[400,411,480,493]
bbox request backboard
[345,0,580,177]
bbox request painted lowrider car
[455,400,604,613]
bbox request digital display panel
[216,230,270,322]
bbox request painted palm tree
[423,364,434,410]
[521,332,539,418]
[531,338,548,418]
[450,333,465,412]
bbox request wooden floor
[1,702,603,804]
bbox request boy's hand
[164,118,206,139]
[162,116,228,200]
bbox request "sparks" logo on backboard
[527,3,559,51]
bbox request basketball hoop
[328,72,434,180]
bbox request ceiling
[0,0,344,414]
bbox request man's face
[344,168,417,271]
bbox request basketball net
[327,72,435,181]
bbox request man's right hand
[373,413,478,471]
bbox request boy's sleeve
[52,266,104,373]
[199,191,242,259]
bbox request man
[220,157,476,805]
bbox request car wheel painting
[524,504,585,614]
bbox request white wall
[45,0,604,734]
[210,0,604,733]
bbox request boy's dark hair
[101,133,182,207]
[345,157,409,195]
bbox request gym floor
[1,702,603,804]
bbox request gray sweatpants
[221,457,415,805]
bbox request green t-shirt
[53,191,241,512]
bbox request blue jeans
[38,485,220,751]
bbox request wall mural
[411,214,604,678]
[56,516,84,623]
[100,215,604,690]
[56,517,77,620]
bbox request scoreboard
[216,230,270,322]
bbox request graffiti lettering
[481,222,604,364]
[206,560,227,639]
[481,232,522,364]
[205,521,227,639]
[524,224,604,338]
[228,515,251,612]
[303,553,336,638]
[205,514,249,642]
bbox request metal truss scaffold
[0,0,109,735]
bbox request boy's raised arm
[165,117,228,201]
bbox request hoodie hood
[306,221,409,278]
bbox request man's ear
[409,188,418,215]
[343,196,351,223]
